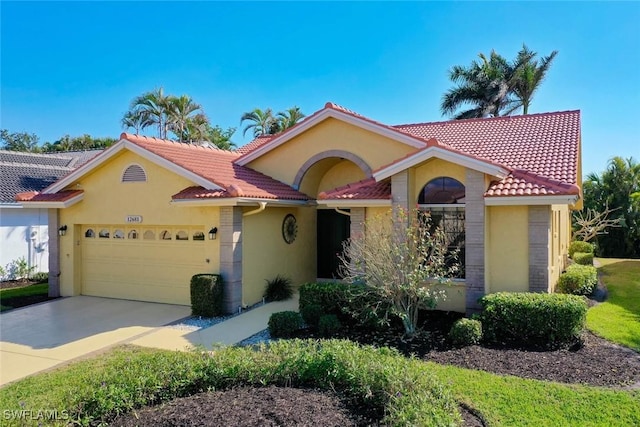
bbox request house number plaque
[126,215,143,223]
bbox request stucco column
[391,171,410,215]
[349,207,365,240]
[219,206,243,314]
[528,205,550,293]
[47,209,60,297]
[465,170,486,313]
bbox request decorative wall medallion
[282,214,298,244]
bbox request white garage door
[81,226,207,305]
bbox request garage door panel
[81,227,207,305]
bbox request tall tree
[166,95,203,142]
[127,87,171,139]
[581,156,640,257]
[277,106,306,130]
[441,45,557,119]
[240,108,277,137]
[121,109,152,135]
[0,129,40,152]
[512,45,558,114]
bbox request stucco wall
[0,207,49,275]
[247,118,416,186]
[58,150,220,298]
[317,160,367,194]
[486,205,529,293]
[242,206,316,306]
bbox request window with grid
[418,177,465,278]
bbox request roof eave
[171,197,311,207]
[484,194,580,206]
[19,193,84,209]
[373,146,509,181]
[316,199,392,208]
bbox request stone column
[465,170,486,313]
[219,206,243,314]
[47,209,60,297]
[529,205,550,293]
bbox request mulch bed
[0,280,56,310]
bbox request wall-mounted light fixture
[58,225,68,236]
[208,227,218,240]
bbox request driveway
[0,296,190,386]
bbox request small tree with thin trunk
[338,208,460,337]
[572,204,622,242]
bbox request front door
[317,209,350,279]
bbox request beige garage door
[81,226,207,305]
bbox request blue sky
[1,1,638,177]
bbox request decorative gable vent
[122,164,147,183]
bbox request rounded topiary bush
[573,252,594,266]
[448,318,482,347]
[557,264,598,295]
[300,303,324,328]
[569,241,594,258]
[318,314,342,337]
[268,311,303,338]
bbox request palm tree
[277,106,306,131]
[240,108,277,137]
[166,95,203,142]
[127,87,171,138]
[441,49,535,119]
[511,45,558,114]
[121,110,152,135]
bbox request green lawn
[0,283,49,312]
[587,258,640,352]
[0,343,638,426]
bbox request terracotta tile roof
[121,133,308,201]
[318,178,391,200]
[19,190,84,202]
[235,135,274,155]
[485,170,580,197]
[394,111,580,185]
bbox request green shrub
[318,314,342,337]
[573,252,594,265]
[263,274,293,302]
[190,274,223,317]
[557,264,598,295]
[300,303,324,328]
[479,292,587,349]
[268,311,303,338]
[569,241,594,258]
[0,340,460,426]
[299,282,390,328]
[31,271,49,283]
[448,318,482,347]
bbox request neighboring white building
[0,150,100,277]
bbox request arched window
[99,229,110,238]
[418,177,465,278]
[122,164,147,183]
[176,230,188,241]
[113,229,124,239]
[128,230,139,239]
[192,231,205,241]
[160,230,172,240]
[85,229,95,238]
[143,230,155,240]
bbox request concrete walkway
[0,296,190,386]
[132,294,299,351]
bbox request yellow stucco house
[21,103,581,313]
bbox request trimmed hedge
[300,303,324,328]
[573,252,594,266]
[0,341,460,426]
[268,311,303,338]
[448,318,482,347]
[557,264,598,295]
[479,292,587,349]
[299,282,391,328]
[318,314,342,337]
[190,274,223,317]
[569,241,594,258]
